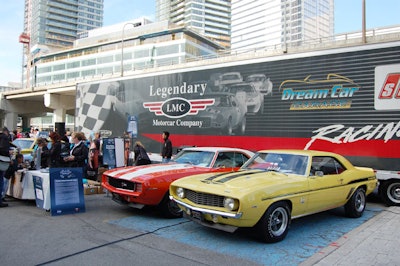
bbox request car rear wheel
[255,202,290,243]
[379,180,400,206]
[159,193,183,218]
[344,187,366,218]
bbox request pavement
[301,205,400,265]
[1,193,399,266]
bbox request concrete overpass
[0,82,76,131]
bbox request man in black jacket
[161,131,172,163]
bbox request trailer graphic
[76,42,400,205]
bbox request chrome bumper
[170,196,243,219]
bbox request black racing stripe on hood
[216,170,262,183]
[203,172,232,182]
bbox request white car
[225,83,264,113]
[246,74,273,96]
[217,72,243,86]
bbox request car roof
[182,146,253,154]
[256,149,341,157]
[13,138,35,141]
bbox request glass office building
[33,20,223,86]
[156,0,231,48]
[231,0,334,50]
[25,0,104,50]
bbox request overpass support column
[53,108,66,123]
[44,93,75,125]
[4,112,18,131]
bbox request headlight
[176,187,185,199]
[223,197,239,211]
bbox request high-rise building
[21,0,104,87]
[156,0,231,48]
[24,0,104,50]
[231,0,334,51]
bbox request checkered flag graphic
[76,82,116,136]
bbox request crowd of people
[0,127,173,208]
[0,127,103,208]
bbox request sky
[0,0,399,87]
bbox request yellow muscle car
[170,149,377,243]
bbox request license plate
[191,210,203,220]
[112,193,124,204]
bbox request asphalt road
[0,193,385,266]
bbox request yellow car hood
[175,169,306,198]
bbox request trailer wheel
[379,180,400,206]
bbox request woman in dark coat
[133,141,151,166]
[63,132,88,168]
[47,132,63,168]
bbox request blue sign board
[102,138,116,168]
[49,168,85,216]
[127,115,138,138]
[33,175,45,209]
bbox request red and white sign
[375,64,400,110]
[19,33,30,44]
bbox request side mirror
[315,170,324,177]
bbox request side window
[311,156,346,175]
[232,152,248,167]
[214,152,248,168]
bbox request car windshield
[12,139,35,149]
[242,152,309,175]
[174,150,215,167]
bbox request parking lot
[1,193,384,266]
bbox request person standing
[47,132,63,167]
[87,132,101,180]
[161,131,172,163]
[0,127,11,207]
[36,138,49,168]
[133,141,151,166]
[4,154,24,200]
[64,132,89,177]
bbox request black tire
[255,202,290,243]
[159,193,183,218]
[344,187,366,218]
[379,180,400,206]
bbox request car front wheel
[344,187,366,218]
[159,193,183,218]
[255,202,290,243]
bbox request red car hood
[104,163,207,181]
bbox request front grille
[185,189,224,207]
[108,176,135,191]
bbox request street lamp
[120,22,136,77]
